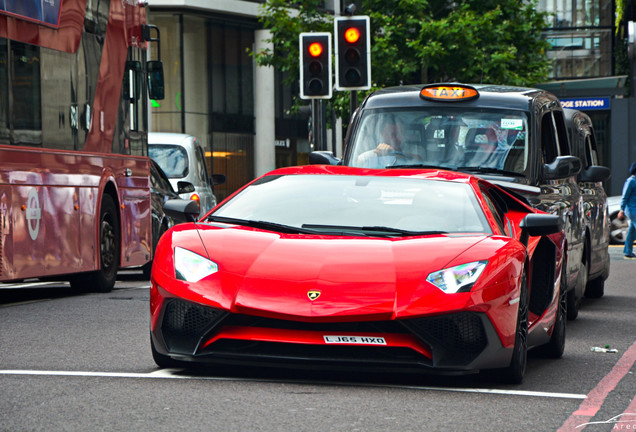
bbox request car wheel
[542,264,567,358]
[566,259,586,321]
[585,277,605,299]
[499,271,528,384]
[610,212,628,244]
[69,194,119,293]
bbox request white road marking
[0,369,587,399]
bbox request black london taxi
[564,108,611,299]
[311,83,587,319]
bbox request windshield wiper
[301,224,447,237]
[207,216,310,234]
[455,166,525,177]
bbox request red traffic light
[335,16,371,90]
[344,27,360,44]
[308,42,323,57]
[299,32,332,99]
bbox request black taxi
[311,83,587,319]
[564,108,611,299]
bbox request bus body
[1,0,161,291]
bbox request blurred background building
[146,0,342,201]
[536,0,636,195]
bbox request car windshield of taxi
[348,108,529,175]
[208,174,491,236]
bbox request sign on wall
[560,97,610,111]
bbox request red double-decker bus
[1,0,164,292]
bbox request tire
[498,271,528,384]
[567,259,586,321]
[585,277,605,299]
[542,264,567,358]
[70,194,119,293]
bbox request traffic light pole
[350,90,357,119]
[312,99,327,151]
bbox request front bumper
[151,295,513,374]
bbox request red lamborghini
[150,165,566,383]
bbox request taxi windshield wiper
[207,216,310,234]
[456,166,525,177]
[301,224,447,237]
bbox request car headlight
[174,247,218,282]
[426,261,488,294]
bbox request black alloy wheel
[499,270,528,384]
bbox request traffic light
[335,16,371,90]
[299,32,332,99]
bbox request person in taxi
[357,115,421,168]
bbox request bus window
[0,38,7,142]
[11,42,42,146]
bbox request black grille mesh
[403,312,487,366]
[161,299,226,354]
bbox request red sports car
[150,165,566,383]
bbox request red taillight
[190,193,200,202]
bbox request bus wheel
[70,194,119,293]
[95,194,120,291]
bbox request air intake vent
[403,312,487,366]
[161,299,227,354]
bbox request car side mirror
[519,213,563,246]
[147,60,165,101]
[163,199,199,223]
[543,156,581,180]
[309,151,341,165]
[210,174,226,186]
[579,165,610,183]
[176,181,195,194]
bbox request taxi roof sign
[420,84,479,102]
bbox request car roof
[262,164,477,185]
[360,83,551,111]
[148,132,196,146]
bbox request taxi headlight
[174,247,218,282]
[426,261,488,294]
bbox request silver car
[148,133,225,216]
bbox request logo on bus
[26,188,42,241]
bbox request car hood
[163,223,508,320]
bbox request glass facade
[150,13,258,201]
[540,0,614,79]
[149,11,309,201]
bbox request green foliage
[254,0,552,120]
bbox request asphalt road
[1,246,634,432]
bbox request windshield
[348,108,529,174]
[148,144,189,178]
[211,174,491,235]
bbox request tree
[254,0,552,120]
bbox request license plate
[323,335,386,345]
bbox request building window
[540,0,614,79]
